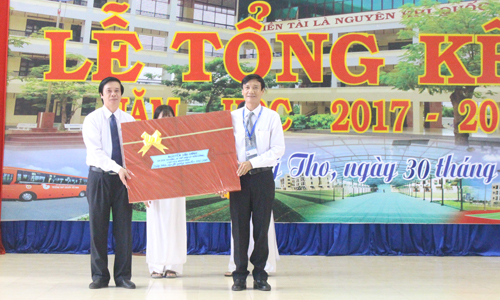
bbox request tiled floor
[1,253,500,300]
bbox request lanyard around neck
[242,107,263,140]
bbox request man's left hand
[118,167,131,188]
[237,161,253,176]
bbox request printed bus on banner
[2,167,88,201]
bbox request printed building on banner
[280,173,371,194]
[413,178,459,194]
[492,184,500,204]
[5,0,486,133]
[280,174,335,191]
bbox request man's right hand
[118,168,131,188]
[237,161,253,176]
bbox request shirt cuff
[249,157,260,169]
[111,164,122,174]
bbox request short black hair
[237,101,245,109]
[99,77,124,96]
[241,74,265,90]
[154,105,175,119]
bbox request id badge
[246,145,258,160]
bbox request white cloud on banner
[482,155,500,162]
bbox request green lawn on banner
[465,212,500,220]
[186,194,231,222]
[439,200,496,211]
[132,210,147,221]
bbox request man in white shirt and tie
[82,77,136,289]
[229,74,285,291]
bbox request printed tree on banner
[8,36,28,57]
[20,53,98,130]
[7,6,28,57]
[7,8,29,84]
[162,57,278,112]
[7,36,28,84]
[381,0,500,146]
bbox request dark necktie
[110,114,123,167]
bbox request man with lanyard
[229,74,285,291]
[82,77,136,289]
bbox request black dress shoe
[89,280,108,289]
[253,279,271,291]
[231,278,246,291]
[115,279,136,289]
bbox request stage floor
[1,254,499,300]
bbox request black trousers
[229,170,274,281]
[87,168,132,283]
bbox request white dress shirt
[231,105,285,169]
[82,106,135,173]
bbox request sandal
[165,270,177,278]
[151,271,164,279]
[224,271,232,277]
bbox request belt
[248,167,273,175]
[90,166,118,175]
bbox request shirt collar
[102,105,119,119]
[244,104,262,118]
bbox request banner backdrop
[0,0,10,254]
[2,0,500,226]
